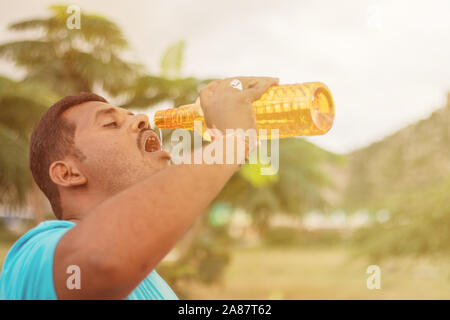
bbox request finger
[244,77,279,101]
[221,77,260,91]
[244,77,279,90]
[218,77,245,92]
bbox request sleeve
[0,222,73,300]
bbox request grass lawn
[182,246,450,299]
[1,241,449,299]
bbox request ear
[49,160,87,188]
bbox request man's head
[30,93,170,219]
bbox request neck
[59,187,110,222]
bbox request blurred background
[0,0,449,299]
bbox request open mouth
[144,132,161,153]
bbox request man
[0,76,278,299]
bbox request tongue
[145,138,159,152]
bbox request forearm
[54,160,239,299]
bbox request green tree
[355,177,450,261]
[0,76,57,209]
[0,5,139,97]
[122,40,211,109]
[0,4,144,220]
[218,138,342,230]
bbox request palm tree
[0,5,143,222]
[0,5,143,221]
[0,5,140,97]
[0,76,56,216]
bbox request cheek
[75,134,162,188]
[84,141,135,170]
[82,148,141,191]
[79,134,138,161]
[77,138,127,174]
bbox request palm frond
[0,75,58,135]
[9,18,59,32]
[121,75,211,109]
[49,5,128,49]
[0,124,31,207]
[160,40,185,79]
[0,40,57,66]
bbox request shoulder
[0,220,75,299]
[5,220,75,260]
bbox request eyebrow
[94,107,134,121]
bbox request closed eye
[103,122,118,128]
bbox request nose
[130,113,150,133]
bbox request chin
[144,150,171,169]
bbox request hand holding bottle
[154,79,335,139]
[199,77,279,132]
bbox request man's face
[63,101,171,195]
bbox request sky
[0,0,449,153]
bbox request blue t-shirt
[0,220,178,300]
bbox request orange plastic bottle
[154,82,334,139]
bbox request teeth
[145,135,159,153]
